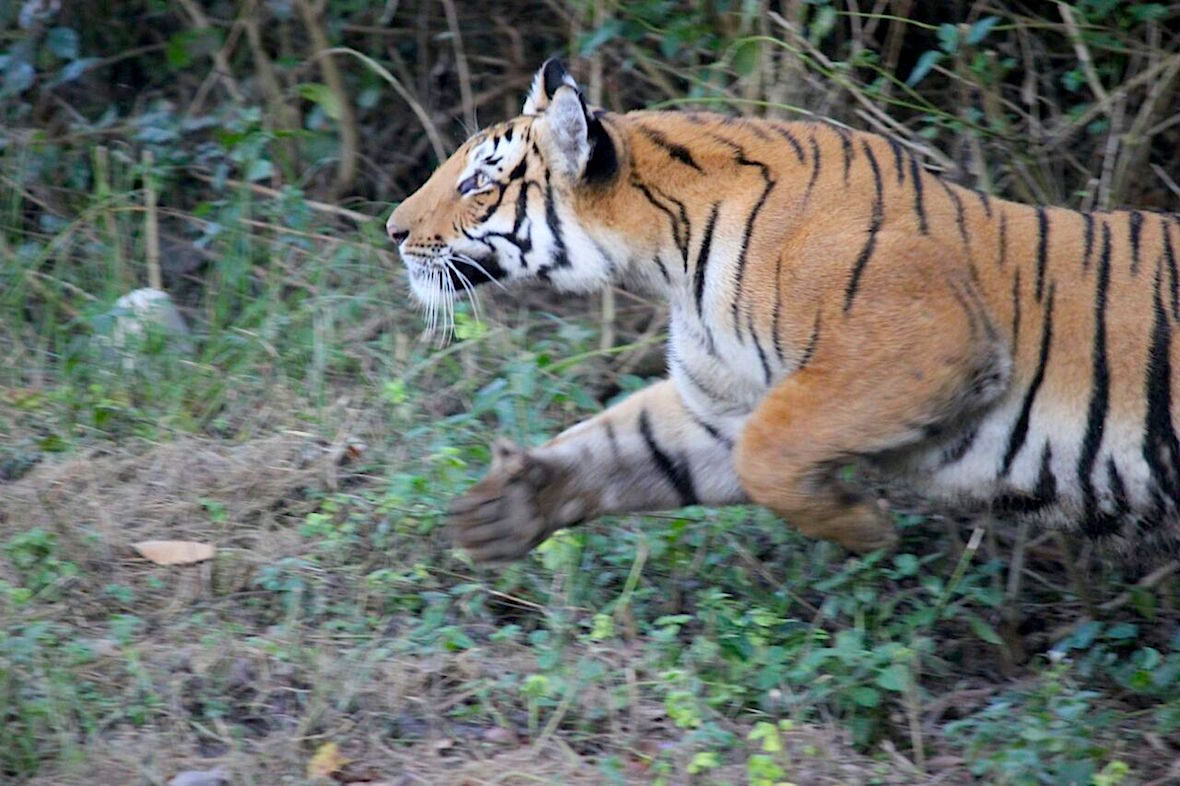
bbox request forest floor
[4,222,1179,786]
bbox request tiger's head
[386,58,629,333]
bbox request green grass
[3,157,1180,786]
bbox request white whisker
[444,257,483,322]
[452,253,509,292]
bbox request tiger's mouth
[403,251,507,291]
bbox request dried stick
[142,150,161,291]
[297,0,359,196]
[175,0,245,106]
[440,0,476,132]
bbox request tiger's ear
[539,83,592,178]
[523,57,578,115]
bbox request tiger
[386,57,1180,563]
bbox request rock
[100,287,191,369]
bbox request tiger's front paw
[448,439,572,563]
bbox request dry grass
[2,431,955,785]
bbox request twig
[243,0,301,163]
[1152,163,1180,201]
[905,647,925,773]
[175,0,245,106]
[1058,3,1108,104]
[142,150,161,290]
[297,0,359,196]
[320,47,448,164]
[186,169,377,223]
[1096,93,1126,211]
[440,0,476,132]
[1099,560,1180,614]
[93,146,126,287]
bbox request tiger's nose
[386,213,409,245]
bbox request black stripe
[742,118,771,141]
[1078,221,1112,537]
[673,353,729,403]
[731,155,776,337]
[1082,212,1095,271]
[604,421,621,460]
[940,181,968,246]
[1011,267,1021,350]
[1035,206,1050,302]
[940,425,978,467]
[638,409,698,505]
[1001,282,1055,475]
[543,170,569,269]
[798,310,822,369]
[909,155,928,234]
[835,126,853,184]
[1107,457,1131,517]
[977,190,992,219]
[1164,217,1179,319]
[694,202,720,317]
[637,125,704,173]
[473,181,509,224]
[887,137,905,185]
[843,141,884,313]
[771,253,785,361]
[961,279,998,342]
[1130,210,1144,276]
[995,442,1057,514]
[629,175,689,268]
[998,209,1008,267]
[1142,256,1180,518]
[805,134,821,202]
[948,280,980,341]
[748,312,772,385]
[652,254,670,283]
[772,124,805,163]
[687,409,731,448]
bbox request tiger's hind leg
[735,273,1010,552]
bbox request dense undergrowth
[2,1,1180,784]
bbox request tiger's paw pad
[448,439,558,563]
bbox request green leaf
[937,23,960,53]
[875,663,910,692]
[245,159,273,182]
[2,61,34,96]
[809,5,837,44]
[298,82,342,120]
[733,39,760,77]
[851,686,881,707]
[166,33,194,69]
[967,614,1003,646]
[906,51,942,87]
[966,16,1000,46]
[579,18,624,56]
[47,28,79,60]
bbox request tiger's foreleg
[450,379,745,561]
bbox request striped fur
[387,59,1180,561]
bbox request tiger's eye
[458,172,487,195]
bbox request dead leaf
[308,741,347,779]
[168,768,230,786]
[481,726,518,745]
[132,540,215,565]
